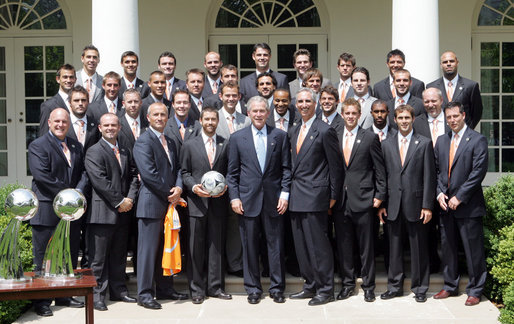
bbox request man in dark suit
[334,98,386,303]
[158,51,187,102]
[227,96,292,304]
[289,88,343,306]
[387,69,425,127]
[119,51,150,100]
[118,89,148,152]
[181,107,231,304]
[427,51,483,128]
[164,89,199,156]
[378,105,436,303]
[202,52,223,98]
[413,88,450,145]
[65,86,100,153]
[85,113,139,311]
[75,45,103,103]
[335,52,357,101]
[133,102,188,310]
[266,89,299,134]
[319,85,344,135]
[203,64,247,115]
[257,72,277,107]
[367,99,397,141]
[433,102,488,306]
[140,71,173,119]
[289,49,331,99]
[39,63,76,136]
[240,43,289,102]
[373,49,425,101]
[88,72,123,123]
[28,108,88,316]
[186,68,206,121]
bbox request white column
[392,0,439,84]
[92,0,139,76]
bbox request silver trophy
[41,189,86,279]
[0,189,39,282]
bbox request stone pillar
[92,0,139,75]
[392,0,439,84]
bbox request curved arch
[473,0,514,29]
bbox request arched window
[478,0,514,25]
[0,0,66,30]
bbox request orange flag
[162,198,187,276]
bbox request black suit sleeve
[454,136,488,204]
[370,134,387,202]
[323,127,344,201]
[422,140,436,211]
[180,143,197,191]
[470,82,483,129]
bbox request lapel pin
[357,139,361,144]
[466,137,470,141]
[415,140,419,144]
[459,86,463,90]
[90,123,94,126]
[219,143,223,146]
[271,142,275,146]
[189,129,193,132]
[310,136,313,140]
[71,144,75,148]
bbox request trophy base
[0,276,33,287]
[35,272,83,281]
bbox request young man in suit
[85,113,139,311]
[334,98,386,303]
[119,51,150,100]
[266,88,299,134]
[240,43,289,102]
[319,85,344,136]
[289,48,331,98]
[39,63,76,136]
[202,52,223,98]
[368,99,397,141]
[158,51,187,101]
[216,81,251,140]
[427,51,483,129]
[433,102,488,306]
[378,105,436,303]
[118,89,147,152]
[181,107,231,304]
[140,71,173,119]
[289,88,343,306]
[336,52,356,101]
[88,72,123,123]
[28,108,88,316]
[203,64,247,115]
[133,102,188,310]
[386,69,425,127]
[227,96,292,304]
[75,45,103,103]
[350,67,376,128]
[373,49,425,101]
[66,86,100,153]
[186,68,206,121]
[164,89,199,156]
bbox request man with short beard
[386,69,425,127]
[202,52,223,97]
[368,100,396,142]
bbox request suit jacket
[387,95,425,128]
[163,115,200,156]
[413,113,450,145]
[181,134,228,217]
[75,70,104,103]
[358,96,377,129]
[216,110,251,140]
[87,98,124,123]
[188,96,204,122]
[289,119,343,212]
[66,113,100,153]
[39,94,69,136]
[140,95,173,119]
[266,104,300,135]
[163,78,187,102]
[427,76,483,129]
[85,139,139,224]
[373,76,425,101]
[133,129,182,219]
[289,78,332,98]
[117,112,148,152]
[240,70,289,102]
[227,126,291,217]
[320,112,345,138]
[201,76,221,99]
[119,77,150,102]
[381,132,436,222]
[28,133,88,226]
[434,127,487,218]
[336,128,386,212]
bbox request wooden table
[0,269,97,324]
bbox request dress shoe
[192,296,205,304]
[380,290,403,300]
[364,290,375,302]
[336,287,354,300]
[289,290,316,299]
[269,292,286,303]
[247,292,262,304]
[228,270,244,277]
[35,305,53,317]
[414,293,427,303]
[465,296,480,306]
[55,297,85,308]
[138,299,162,310]
[308,294,334,306]
[93,301,108,311]
[208,291,232,300]
[110,295,137,303]
[156,290,188,300]
[433,289,457,299]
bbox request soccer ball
[201,171,226,196]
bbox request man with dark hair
[267,88,299,134]
[66,85,100,152]
[240,43,289,102]
[39,63,77,136]
[186,68,206,121]
[336,52,357,101]
[76,44,103,103]
[289,49,331,97]
[203,64,247,115]
[119,51,150,100]
[158,51,187,101]
[368,99,396,141]
[141,70,173,118]
[88,72,123,123]
[386,69,425,127]
[350,67,376,129]
[164,89,199,155]
[202,52,223,97]
[373,49,425,101]
[319,85,344,135]
[216,81,250,140]
[256,72,277,107]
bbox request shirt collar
[453,124,467,139]
[397,92,411,103]
[70,113,87,125]
[101,137,118,149]
[251,124,267,136]
[324,110,338,124]
[124,113,140,125]
[81,69,96,83]
[149,126,163,138]
[201,130,216,145]
[221,107,236,119]
[104,96,118,108]
[174,114,188,127]
[427,111,445,123]
[443,74,459,86]
[373,123,388,135]
[302,114,316,128]
[150,93,163,103]
[275,109,290,122]
[399,130,413,143]
[344,125,359,136]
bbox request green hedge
[0,183,34,324]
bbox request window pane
[502,122,514,145]
[502,96,514,119]
[0,125,6,149]
[222,0,248,15]
[502,149,514,172]
[300,44,318,67]
[481,42,499,66]
[0,152,7,176]
[481,69,499,93]
[26,99,43,123]
[46,46,64,70]
[297,8,321,27]
[478,6,502,26]
[505,17,514,25]
[215,8,239,28]
[26,125,38,148]
[481,121,499,145]
[0,100,5,123]
[46,72,58,95]
[42,9,66,29]
[502,43,514,66]
[0,47,5,71]
[240,44,255,69]
[252,4,265,23]
[25,73,44,97]
[278,44,296,69]
[0,74,5,97]
[24,46,43,70]
[219,44,237,67]
[488,148,499,172]
[502,69,514,92]
[481,95,499,119]
[289,0,314,14]
[484,0,510,12]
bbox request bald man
[202,51,224,98]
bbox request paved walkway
[15,290,500,323]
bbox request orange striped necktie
[227,115,235,134]
[448,134,459,180]
[207,137,215,168]
[61,142,71,166]
[76,120,85,145]
[179,123,185,140]
[400,137,407,166]
[447,81,453,101]
[431,119,439,146]
[132,120,138,139]
[296,124,307,154]
[343,132,352,165]
[112,147,121,166]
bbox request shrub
[500,282,514,324]
[0,183,34,324]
